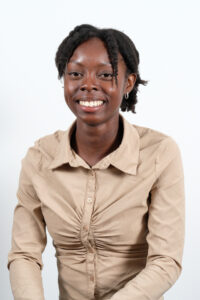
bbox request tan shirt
[7,113,185,300]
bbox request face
[63,37,136,126]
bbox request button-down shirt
[7,113,185,300]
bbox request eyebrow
[68,60,112,67]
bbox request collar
[47,113,140,175]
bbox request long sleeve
[7,141,47,300]
[109,137,185,300]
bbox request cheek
[106,85,124,103]
[64,83,77,104]
[64,83,75,95]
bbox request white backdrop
[1,0,199,299]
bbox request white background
[1,0,199,299]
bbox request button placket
[81,170,96,245]
[79,169,97,299]
[86,250,96,298]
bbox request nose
[80,73,98,92]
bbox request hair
[55,24,147,113]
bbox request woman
[7,24,185,300]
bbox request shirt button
[90,274,94,281]
[88,247,94,253]
[83,225,88,231]
[87,197,92,203]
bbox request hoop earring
[124,92,129,99]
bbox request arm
[7,141,47,300]
[109,137,185,300]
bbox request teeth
[79,100,104,107]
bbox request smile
[79,100,104,107]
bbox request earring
[124,92,129,99]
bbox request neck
[71,114,123,164]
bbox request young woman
[8,24,185,300]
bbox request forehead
[68,37,124,66]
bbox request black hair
[55,24,147,113]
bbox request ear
[124,73,137,94]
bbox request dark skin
[63,37,136,167]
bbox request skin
[63,37,136,167]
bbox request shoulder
[132,123,181,160]
[23,129,65,170]
[35,129,65,158]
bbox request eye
[98,72,114,80]
[67,72,83,79]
